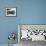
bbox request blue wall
[21,0,46,24]
[0,0,46,44]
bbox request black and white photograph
[6,8,16,16]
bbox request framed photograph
[6,8,16,16]
[18,24,46,42]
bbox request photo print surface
[6,8,16,16]
[18,25,46,41]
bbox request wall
[0,0,21,44]
[21,0,46,24]
[0,0,46,44]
